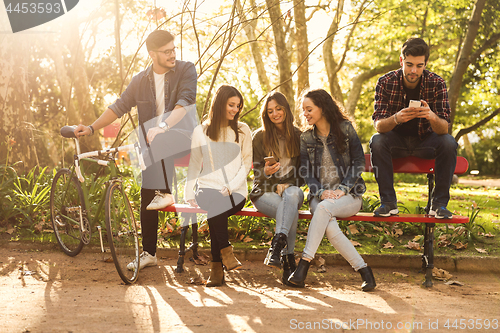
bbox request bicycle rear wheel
[105,180,140,284]
[50,168,85,256]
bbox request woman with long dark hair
[288,89,376,291]
[250,91,304,285]
[185,85,252,287]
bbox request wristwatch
[158,121,169,132]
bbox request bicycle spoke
[50,169,85,256]
[105,181,139,284]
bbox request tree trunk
[266,0,295,111]
[236,0,271,92]
[293,0,309,96]
[345,62,400,117]
[0,31,38,171]
[448,0,487,132]
[65,25,102,153]
[323,0,345,105]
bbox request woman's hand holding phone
[264,158,280,176]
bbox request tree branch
[454,107,500,142]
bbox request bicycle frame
[64,136,145,246]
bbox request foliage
[0,165,53,231]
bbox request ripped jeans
[302,195,366,271]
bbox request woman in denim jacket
[288,89,376,291]
[250,91,304,285]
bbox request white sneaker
[146,191,174,210]
[127,251,158,271]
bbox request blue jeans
[252,186,304,255]
[303,195,366,271]
[369,131,458,207]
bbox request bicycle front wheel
[50,168,85,256]
[105,180,140,284]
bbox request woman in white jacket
[185,85,252,287]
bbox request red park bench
[161,154,469,287]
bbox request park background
[1,0,499,255]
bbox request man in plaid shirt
[369,37,458,219]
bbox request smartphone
[409,100,421,108]
[264,156,277,165]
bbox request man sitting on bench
[370,37,458,219]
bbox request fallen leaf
[393,272,408,277]
[34,223,43,233]
[365,234,373,238]
[432,267,452,280]
[438,239,451,248]
[404,241,421,251]
[412,235,423,242]
[350,240,361,247]
[392,228,403,237]
[348,224,359,235]
[383,242,394,249]
[373,227,384,232]
[317,265,327,273]
[478,232,494,238]
[6,227,15,234]
[311,257,325,266]
[453,241,468,250]
[243,236,253,243]
[475,248,488,254]
[188,277,205,285]
[445,280,464,286]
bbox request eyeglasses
[155,47,176,56]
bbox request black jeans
[195,188,246,262]
[370,131,458,207]
[140,188,165,256]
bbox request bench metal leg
[422,223,435,287]
[425,173,434,214]
[175,213,198,273]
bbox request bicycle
[50,125,146,284]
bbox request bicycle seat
[61,126,77,138]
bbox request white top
[153,71,166,124]
[184,122,253,201]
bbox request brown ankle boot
[220,245,242,271]
[206,262,224,287]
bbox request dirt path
[1,247,499,333]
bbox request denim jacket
[300,120,366,202]
[109,60,197,130]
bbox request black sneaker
[373,204,399,217]
[429,206,452,219]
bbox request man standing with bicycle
[74,30,197,271]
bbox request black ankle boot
[358,266,376,291]
[287,259,310,288]
[282,254,297,286]
[264,233,287,268]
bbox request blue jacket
[300,120,366,202]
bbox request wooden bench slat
[160,204,469,224]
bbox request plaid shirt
[372,69,451,139]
